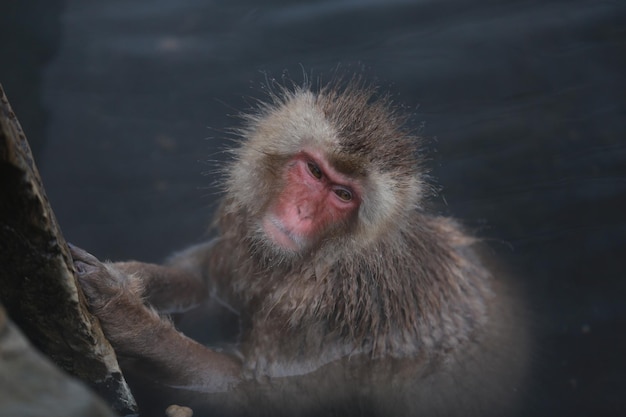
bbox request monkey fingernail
[74,260,97,276]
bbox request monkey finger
[69,245,108,292]
[74,265,110,309]
[68,243,104,268]
[68,245,124,305]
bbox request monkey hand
[71,244,145,309]
[71,244,241,388]
[70,244,164,356]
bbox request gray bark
[0,83,137,415]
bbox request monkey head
[221,81,429,259]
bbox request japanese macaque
[72,79,528,417]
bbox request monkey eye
[333,187,353,202]
[307,161,323,180]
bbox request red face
[262,151,361,252]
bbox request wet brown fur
[74,79,528,416]
[209,82,489,372]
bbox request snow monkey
[72,78,528,417]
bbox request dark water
[1,0,625,415]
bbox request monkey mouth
[262,216,303,251]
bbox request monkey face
[223,83,427,257]
[261,150,361,253]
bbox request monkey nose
[296,205,314,220]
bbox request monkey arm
[163,240,242,311]
[165,240,217,279]
[113,261,208,314]
[71,246,242,391]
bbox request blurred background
[1,0,624,415]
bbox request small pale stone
[165,404,193,417]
